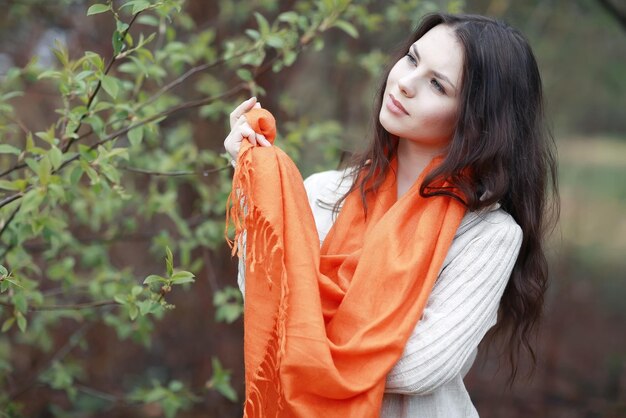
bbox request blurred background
[0,0,624,417]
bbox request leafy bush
[0,0,455,416]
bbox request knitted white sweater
[237,168,523,418]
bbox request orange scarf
[226,110,466,417]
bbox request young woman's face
[379,24,464,150]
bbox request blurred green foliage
[0,0,624,416]
[0,0,383,415]
[0,0,475,415]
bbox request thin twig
[0,205,20,259]
[9,317,102,400]
[0,83,246,213]
[61,12,141,153]
[0,193,24,214]
[119,164,230,177]
[0,299,117,312]
[135,47,255,114]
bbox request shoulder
[457,205,522,240]
[443,205,523,269]
[303,168,355,207]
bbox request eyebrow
[411,44,457,93]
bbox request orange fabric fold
[225,111,466,417]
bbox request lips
[389,94,409,115]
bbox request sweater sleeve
[236,230,246,301]
[384,220,523,395]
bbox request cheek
[409,101,458,139]
[384,62,403,89]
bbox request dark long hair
[334,13,559,385]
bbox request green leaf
[128,126,144,147]
[143,275,167,285]
[129,304,139,320]
[0,180,21,191]
[106,147,129,160]
[170,271,195,285]
[215,303,242,324]
[1,91,23,101]
[112,30,125,55]
[38,155,52,186]
[69,165,83,185]
[138,299,162,315]
[20,189,44,215]
[13,293,28,314]
[116,20,129,33]
[1,318,15,333]
[168,380,183,392]
[25,158,39,175]
[137,14,160,26]
[284,50,297,66]
[87,4,110,16]
[100,163,120,184]
[131,0,151,14]
[100,75,119,99]
[131,285,143,297]
[3,278,23,290]
[34,125,56,145]
[266,34,284,48]
[0,144,21,155]
[277,11,299,23]
[48,146,63,170]
[80,161,99,184]
[37,70,63,80]
[236,69,252,81]
[333,20,359,38]
[16,312,27,332]
[208,357,237,402]
[245,29,260,40]
[0,265,7,276]
[254,12,271,37]
[165,246,173,277]
[114,295,128,305]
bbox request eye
[430,78,446,94]
[404,53,417,65]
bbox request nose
[398,73,416,98]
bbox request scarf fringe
[225,148,289,417]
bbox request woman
[224,12,558,418]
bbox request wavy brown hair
[332,13,559,385]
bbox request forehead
[412,25,464,78]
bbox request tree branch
[9,318,100,400]
[134,47,256,114]
[0,205,20,259]
[0,299,117,312]
[0,83,245,212]
[119,163,230,177]
[595,0,626,31]
[61,12,141,153]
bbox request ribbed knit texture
[237,168,523,418]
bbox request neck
[396,138,446,199]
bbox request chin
[379,113,405,139]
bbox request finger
[240,126,258,146]
[253,102,261,109]
[257,134,271,147]
[232,114,248,129]
[229,97,257,128]
[231,97,256,120]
